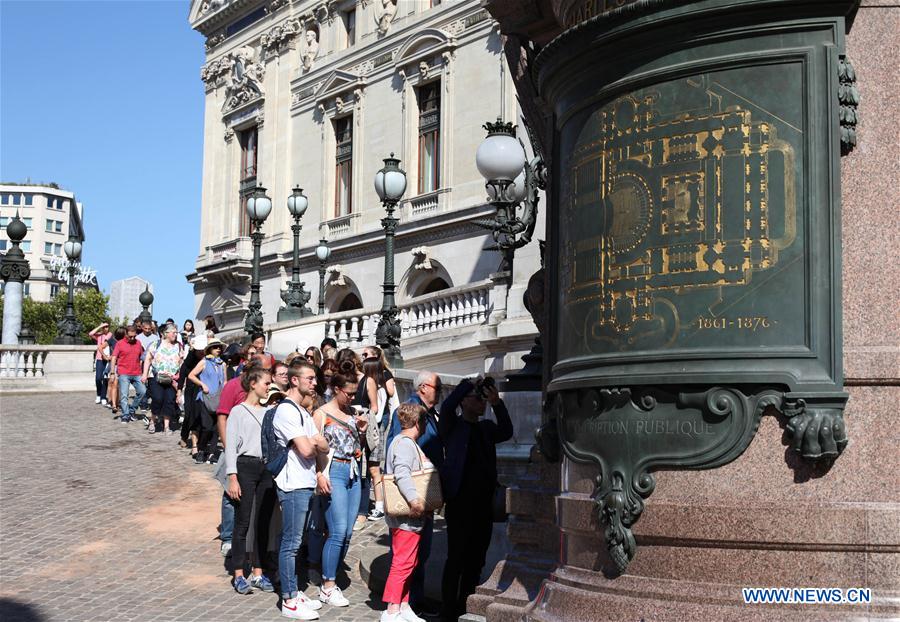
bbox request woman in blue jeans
[311,360,366,608]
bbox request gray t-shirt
[384,434,430,532]
[137,333,160,361]
[224,403,266,476]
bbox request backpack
[261,399,302,477]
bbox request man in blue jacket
[438,377,512,622]
[384,370,444,616]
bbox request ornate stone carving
[199,0,228,17]
[328,265,347,286]
[222,46,265,113]
[261,18,301,55]
[411,246,433,270]
[315,1,338,24]
[201,56,232,85]
[269,0,289,13]
[224,127,235,142]
[418,60,430,79]
[302,28,320,72]
[335,96,345,112]
[374,0,398,35]
[205,32,225,51]
[838,56,859,156]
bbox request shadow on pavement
[0,599,45,622]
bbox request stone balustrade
[322,278,494,348]
[0,345,96,393]
[0,347,48,378]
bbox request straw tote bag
[382,437,443,517]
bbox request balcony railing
[323,279,494,348]
[324,212,360,240]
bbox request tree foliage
[0,288,112,344]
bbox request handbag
[156,373,174,387]
[201,391,221,412]
[382,437,443,517]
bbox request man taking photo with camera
[437,376,513,622]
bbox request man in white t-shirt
[274,362,329,620]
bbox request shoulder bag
[382,437,443,517]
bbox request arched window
[419,277,449,296]
[337,292,362,312]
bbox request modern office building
[109,277,153,323]
[0,183,86,302]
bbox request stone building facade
[0,183,86,303]
[187,0,543,361]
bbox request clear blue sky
[1,0,205,324]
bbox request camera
[475,376,495,399]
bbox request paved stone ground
[0,392,390,622]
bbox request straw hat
[204,338,226,354]
[190,335,208,351]
[261,385,287,406]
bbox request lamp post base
[276,306,313,322]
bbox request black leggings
[232,456,277,573]
[196,402,219,455]
[181,387,198,442]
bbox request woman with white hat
[188,338,227,464]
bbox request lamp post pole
[373,153,407,367]
[55,234,84,345]
[278,186,312,321]
[316,237,331,314]
[1,213,31,349]
[244,185,273,336]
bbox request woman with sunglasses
[305,346,323,367]
[308,360,367,608]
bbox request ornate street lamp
[475,118,548,390]
[373,153,407,367]
[55,234,84,344]
[138,286,154,324]
[315,237,331,314]
[278,185,313,321]
[474,117,546,276]
[244,185,273,335]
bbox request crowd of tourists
[88,318,513,622]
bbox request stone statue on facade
[374,0,398,35]
[302,29,320,71]
[223,46,264,111]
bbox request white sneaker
[297,591,322,611]
[319,585,350,607]
[281,597,319,620]
[220,541,231,556]
[380,611,402,622]
[95,396,101,404]
[399,604,426,622]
